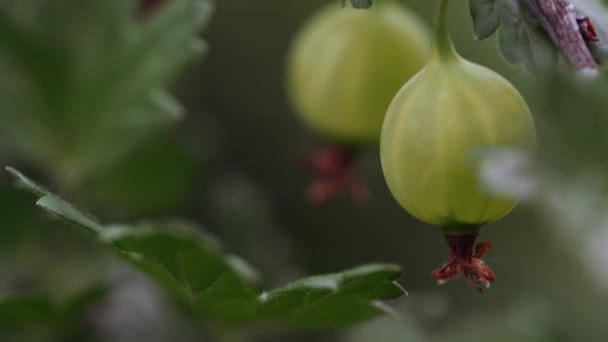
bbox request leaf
[0,0,212,185]
[6,167,103,234]
[0,287,106,332]
[6,167,407,328]
[257,264,404,327]
[469,0,556,70]
[469,0,501,39]
[0,295,56,329]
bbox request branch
[526,0,598,71]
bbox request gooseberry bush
[2,0,608,341]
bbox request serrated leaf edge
[5,167,407,326]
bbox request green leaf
[6,168,407,328]
[0,295,56,328]
[0,0,212,185]
[5,167,103,234]
[0,287,106,332]
[469,0,556,70]
[257,264,404,327]
[469,0,501,40]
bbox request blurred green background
[2,0,608,341]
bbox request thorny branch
[526,0,599,72]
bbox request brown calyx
[431,234,495,292]
[302,145,369,206]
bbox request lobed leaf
[0,0,212,185]
[469,0,557,70]
[6,168,407,328]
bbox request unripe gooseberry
[287,1,430,205]
[380,0,536,291]
[286,0,429,144]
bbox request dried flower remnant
[302,145,369,205]
[431,234,495,292]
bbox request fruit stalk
[429,0,498,292]
[432,0,456,61]
[439,0,504,291]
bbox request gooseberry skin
[380,57,536,227]
[287,1,429,144]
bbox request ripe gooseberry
[380,0,536,291]
[286,0,429,205]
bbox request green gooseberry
[380,0,536,290]
[287,0,430,144]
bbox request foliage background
[1,0,608,341]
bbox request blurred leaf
[6,168,407,328]
[469,0,556,70]
[0,0,212,185]
[469,0,501,39]
[0,286,106,334]
[81,132,202,218]
[534,71,608,170]
[0,295,56,328]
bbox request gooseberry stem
[432,0,458,61]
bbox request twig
[527,0,598,71]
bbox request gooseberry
[286,0,429,204]
[380,0,536,291]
